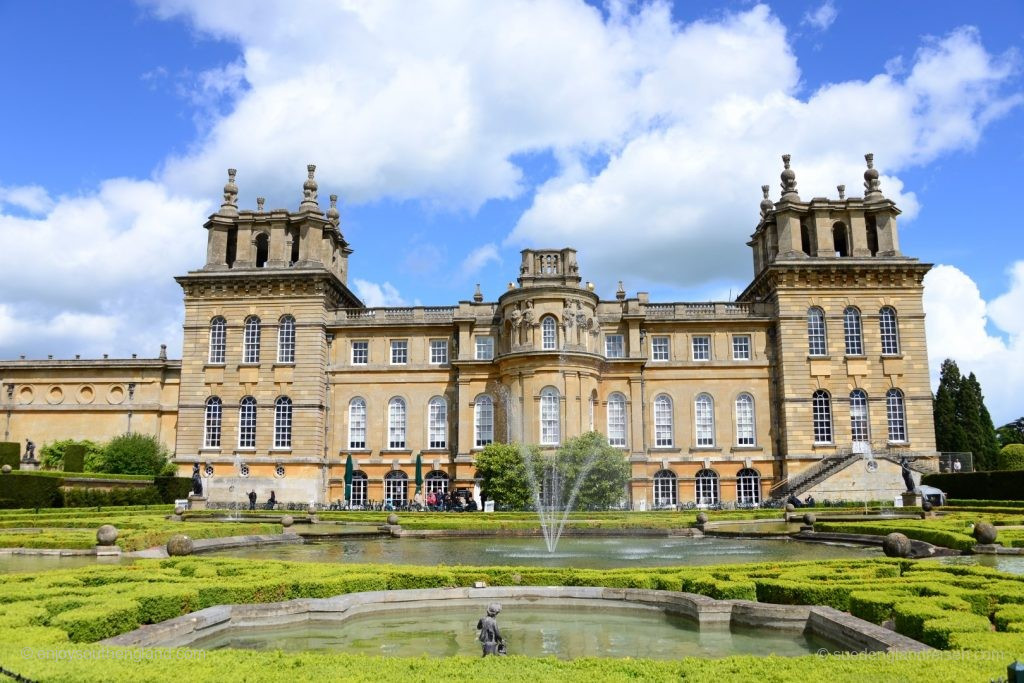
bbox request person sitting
[787,493,803,509]
[266,490,277,510]
[804,495,815,507]
[384,498,394,511]
[465,497,478,512]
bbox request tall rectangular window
[475,336,494,360]
[691,335,711,361]
[732,335,751,360]
[274,397,292,449]
[348,398,366,449]
[879,307,900,355]
[208,318,226,364]
[390,340,408,365]
[695,394,715,447]
[351,341,368,365]
[605,334,625,358]
[429,339,448,364]
[238,397,257,449]
[735,394,755,446]
[243,317,261,364]
[428,398,447,449]
[540,389,560,445]
[607,394,626,447]
[277,316,296,364]
[651,336,669,361]
[807,308,827,356]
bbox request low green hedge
[0,472,62,509]
[814,521,977,551]
[923,470,1024,501]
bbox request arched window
[800,222,812,256]
[238,396,257,449]
[384,470,408,504]
[843,307,863,355]
[606,393,627,447]
[204,397,222,448]
[474,395,493,447]
[425,470,449,496]
[288,226,300,265]
[277,315,296,364]
[348,398,366,449]
[208,317,226,364]
[274,396,292,449]
[255,232,269,268]
[832,222,849,257]
[879,307,900,355]
[695,469,720,506]
[737,468,761,505]
[807,307,827,356]
[428,397,447,449]
[866,215,879,256]
[695,393,715,447]
[653,469,677,507]
[886,389,907,443]
[812,390,833,444]
[735,393,755,446]
[541,316,557,350]
[540,387,560,445]
[243,316,261,364]
[654,394,673,447]
[850,389,869,450]
[349,471,368,506]
[388,398,406,449]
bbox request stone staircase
[769,452,862,501]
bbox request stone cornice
[739,259,932,302]
[175,267,362,309]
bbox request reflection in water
[190,605,835,659]
[931,553,1024,576]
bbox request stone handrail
[642,302,770,320]
[334,307,457,325]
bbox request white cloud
[459,243,501,280]
[802,1,838,31]
[923,263,1024,425]
[0,184,54,214]
[353,279,407,307]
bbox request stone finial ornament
[759,184,773,219]
[615,281,626,301]
[300,164,320,210]
[863,153,883,199]
[473,284,483,303]
[779,154,799,201]
[220,168,239,216]
[837,184,846,200]
[159,344,167,360]
[256,196,265,213]
[327,194,340,227]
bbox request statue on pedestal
[191,463,204,496]
[23,439,35,462]
[900,457,915,493]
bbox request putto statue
[476,603,505,657]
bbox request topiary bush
[63,444,85,473]
[0,442,19,470]
[998,444,1024,471]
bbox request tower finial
[615,281,626,301]
[473,283,483,303]
[327,194,340,227]
[219,168,238,216]
[256,196,265,213]
[300,163,320,211]
[863,153,883,199]
[837,184,846,200]
[779,154,799,201]
[759,184,774,219]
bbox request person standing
[476,603,504,656]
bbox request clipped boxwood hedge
[923,470,1024,501]
[0,441,20,469]
[63,444,85,473]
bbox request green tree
[555,432,630,510]
[996,417,1024,447]
[960,373,1000,471]
[38,439,105,471]
[998,444,1024,471]
[933,359,967,453]
[474,442,543,510]
[95,433,174,476]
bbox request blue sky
[0,1,1022,423]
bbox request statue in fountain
[191,463,203,496]
[476,603,505,656]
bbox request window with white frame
[695,469,720,505]
[541,316,557,350]
[474,395,493,447]
[425,470,449,496]
[204,397,222,448]
[243,316,261,364]
[540,387,560,445]
[843,307,863,355]
[277,315,295,364]
[886,389,907,442]
[429,339,448,364]
[653,394,673,447]
[605,334,625,358]
[737,468,761,504]
[691,335,711,361]
[807,307,827,356]
[428,397,447,449]
[850,390,869,445]
[475,336,494,360]
[384,471,408,504]
[274,396,292,448]
[238,396,257,448]
[695,393,715,447]
[732,335,751,360]
[351,340,368,365]
[208,317,226,364]
[812,390,833,444]
[390,339,408,365]
[651,335,669,361]
[388,397,406,449]
[606,393,627,447]
[349,471,368,505]
[879,307,900,355]
[735,393,755,446]
[348,397,366,449]
[653,469,677,507]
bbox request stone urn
[882,532,912,558]
[387,513,399,526]
[973,522,998,545]
[281,515,294,528]
[96,524,118,546]
[166,534,194,556]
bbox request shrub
[61,487,162,508]
[153,476,192,503]
[95,434,173,476]
[63,444,85,473]
[923,471,1024,501]
[38,439,105,471]
[0,442,19,469]
[920,611,993,649]
[999,444,1024,471]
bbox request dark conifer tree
[933,359,966,453]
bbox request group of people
[246,490,277,510]
[425,490,478,512]
[786,493,815,508]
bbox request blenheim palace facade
[0,156,937,507]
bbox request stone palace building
[0,155,938,507]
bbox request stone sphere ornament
[802,513,816,526]
[1,465,10,474]
[174,506,186,516]
[166,534,194,556]
[882,532,912,558]
[973,522,998,545]
[96,524,118,546]
[785,503,795,513]
[921,501,933,513]
[696,512,708,525]
[387,513,399,526]
[307,504,317,516]
[281,515,294,528]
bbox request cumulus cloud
[923,263,1024,424]
[353,279,407,308]
[459,243,502,280]
[0,184,54,215]
[802,1,838,31]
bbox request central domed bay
[202,535,881,568]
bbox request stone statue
[23,439,35,462]
[191,463,203,497]
[476,603,505,657]
[900,457,915,493]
